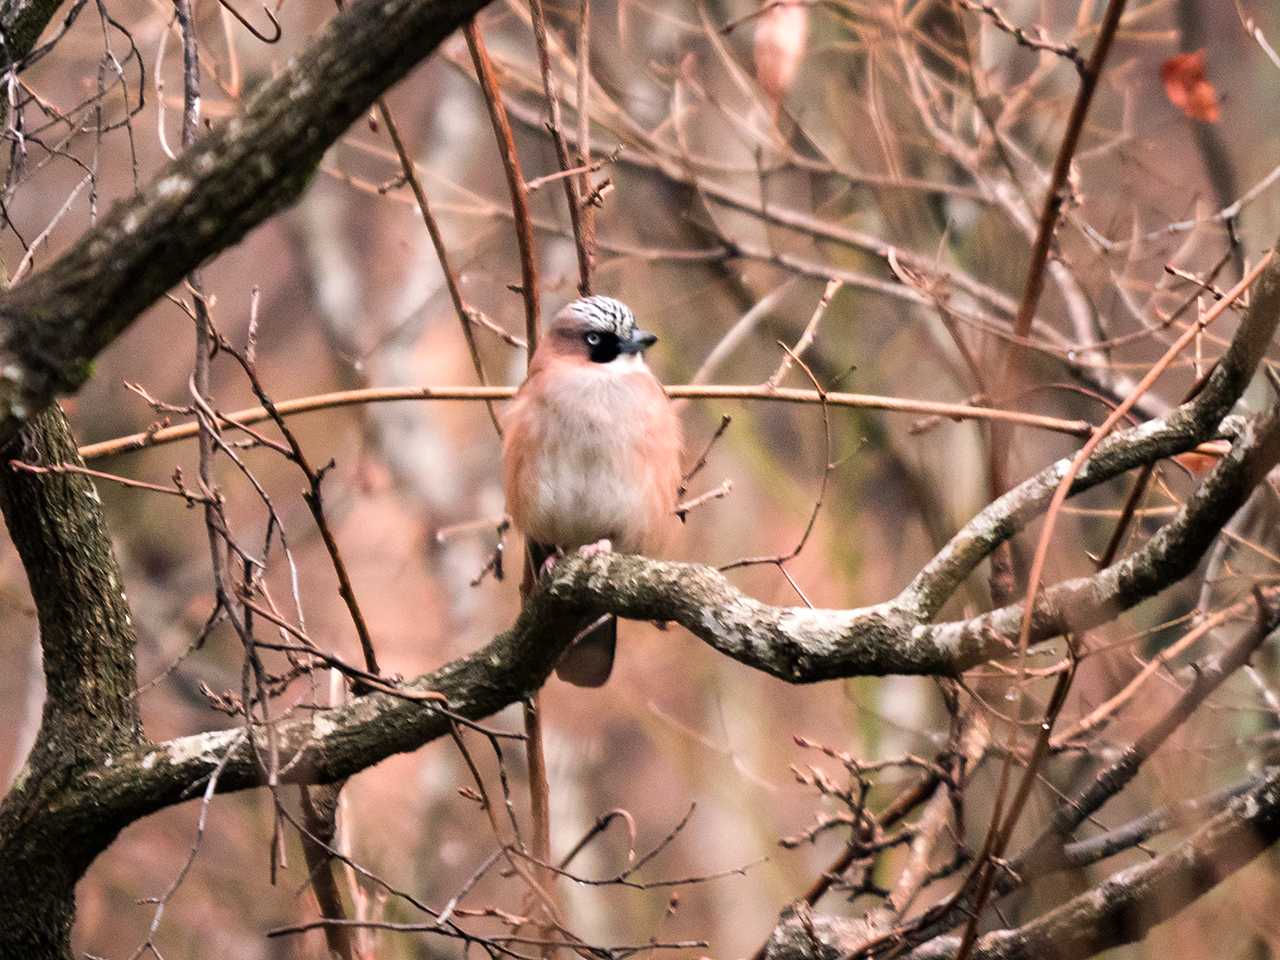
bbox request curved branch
[539,406,1275,685]
[83,588,592,830]
[766,766,1280,960]
[910,765,1280,960]
[74,384,1097,462]
[0,0,497,444]
[77,346,1280,830]
[0,236,1273,958]
[10,397,1241,880]
[905,238,1280,618]
[0,405,142,956]
[0,356,1269,956]
[929,403,1280,656]
[0,407,141,760]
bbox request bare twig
[6,459,213,505]
[221,341,383,678]
[527,0,590,294]
[766,279,841,389]
[956,253,1272,959]
[465,20,540,350]
[1000,0,1128,381]
[77,384,1096,461]
[954,0,1085,73]
[373,93,503,435]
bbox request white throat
[602,352,647,373]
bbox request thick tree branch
[0,405,141,758]
[31,291,1273,839]
[904,238,1280,618]
[0,553,590,955]
[906,765,1280,960]
[0,0,68,70]
[0,2,1272,954]
[847,591,1280,960]
[766,766,1280,960]
[0,405,142,956]
[1058,773,1264,870]
[70,591,591,833]
[929,403,1280,657]
[0,5,148,953]
[0,312,1269,957]
[542,407,1276,684]
[69,398,1280,837]
[0,0,496,444]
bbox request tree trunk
[0,405,142,958]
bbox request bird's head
[545,295,658,365]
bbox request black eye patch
[584,330,622,363]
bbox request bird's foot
[578,538,613,559]
[539,549,564,579]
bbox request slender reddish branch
[573,0,595,272]
[954,251,1272,959]
[76,384,1101,461]
[1000,0,1128,380]
[466,22,556,944]
[465,21,541,352]
[375,96,503,435]
[527,0,591,295]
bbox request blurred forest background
[3,0,1280,957]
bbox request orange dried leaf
[1173,450,1219,476]
[1160,49,1221,123]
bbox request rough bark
[23,395,1280,864]
[0,0,495,445]
[0,405,141,958]
[0,0,68,71]
[764,766,1280,960]
[0,274,1275,957]
[0,405,1273,958]
[0,327,1274,957]
[907,765,1280,960]
[0,0,1274,935]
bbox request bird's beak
[619,329,658,354]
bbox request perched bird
[502,296,683,686]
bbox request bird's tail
[555,615,617,687]
[525,539,617,687]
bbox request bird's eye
[584,332,602,346]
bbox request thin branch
[222,343,382,677]
[77,384,1097,461]
[0,0,502,445]
[956,251,1273,954]
[6,458,214,504]
[904,767,1280,960]
[26,395,1280,887]
[876,594,1280,960]
[527,0,590,294]
[1000,0,1128,376]
[954,0,1085,73]
[373,93,503,435]
[766,279,841,389]
[465,20,540,351]
[572,0,594,274]
[1016,594,1279,878]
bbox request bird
[502,295,683,686]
